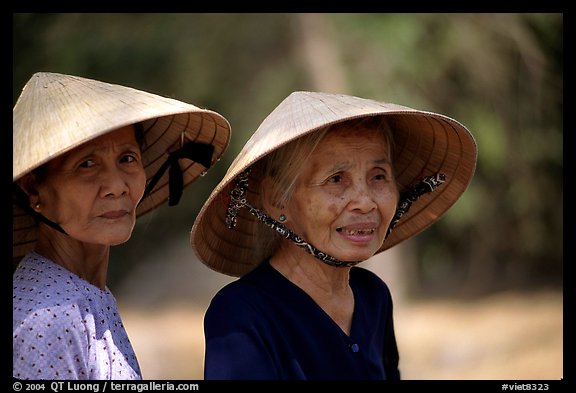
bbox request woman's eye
[79,159,95,169]
[120,154,138,164]
[328,174,342,184]
[372,167,393,181]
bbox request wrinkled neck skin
[34,223,110,290]
[270,240,355,335]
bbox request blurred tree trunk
[290,13,349,93]
[288,13,410,301]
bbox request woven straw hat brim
[13,72,231,264]
[191,91,477,278]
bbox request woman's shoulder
[350,265,385,282]
[206,261,281,317]
[14,253,86,293]
[210,271,264,305]
[350,266,393,296]
[14,254,77,294]
[13,253,107,322]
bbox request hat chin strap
[226,169,447,269]
[13,184,68,236]
[225,169,359,268]
[384,173,446,239]
[140,141,214,207]
[245,201,359,268]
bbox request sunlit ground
[115,238,563,380]
[393,290,562,380]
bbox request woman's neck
[35,228,110,289]
[270,246,355,335]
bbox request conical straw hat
[13,72,231,264]
[191,91,477,277]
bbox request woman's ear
[261,176,285,220]
[15,173,40,208]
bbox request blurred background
[13,13,563,380]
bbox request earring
[34,203,41,211]
[279,214,286,222]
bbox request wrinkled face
[36,125,146,246]
[285,125,399,262]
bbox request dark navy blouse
[203,260,400,380]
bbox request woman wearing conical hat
[12,72,231,380]
[191,91,477,380]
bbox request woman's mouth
[336,227,376,235]
[100,210,129,219]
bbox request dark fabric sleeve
[203,286,279,380]
[383,297,401,380]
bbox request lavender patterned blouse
[13,252,142,380]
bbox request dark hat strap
[385,173,446,239]
[13,184,68,236]
[225,168,360,268]
[244,201,360,268]
[141,141,214,207]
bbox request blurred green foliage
[13,13,563,297]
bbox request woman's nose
[348,182,377,212]
[100,165,129,197]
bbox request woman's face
[35,125,146,247]
[285,125,399,262]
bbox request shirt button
[350,343,360,353]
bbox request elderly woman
[12,72,231,380]
[191,91,477,380]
